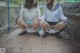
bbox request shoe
[42,32,48,38]
[35,32,40,36]
[55,32,62,39]
[19,31,27,36]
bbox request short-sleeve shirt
[43,3,67,22]
[20,6,41,21]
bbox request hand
[34,17,41,21]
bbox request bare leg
[40,21,50,37]
[18,20,29,35]
[32,20,39,30]
[50,22,67,38]
[18,20,29,30]
[40,21,50,31]
[51,22,66,31]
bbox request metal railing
[0,5,20,33]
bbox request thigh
[33,20,39,24]
[54,22,67,30]
[18,19,29,28]
[40,20,50,28]
[32,20,39,26]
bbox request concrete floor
[0,29,80,53]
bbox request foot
[55,32,62,39]
[42,32,48,38]
[35,32,40,36]
[19,31,27,36]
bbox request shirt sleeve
[58,6,67,21]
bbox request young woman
[40,0,68,38]
[18,0,41,35]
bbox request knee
[18,20,29,29]
[54,22,67,30]
[18,20,21,25]
[33,24,39,29]
[58,22,67,27]
[18,20,22,27]
[40,22,49,29]
[32,21,39,29]
[18,20,23,26]
[40,21,49,28]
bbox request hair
[24,0,37,9]
[47,0,54,10]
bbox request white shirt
[43,5,67,22]
[20,6,41,21]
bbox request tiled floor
[0,29,80,53]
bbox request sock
[46,29,59,33]
[38,27,45,36]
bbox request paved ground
[0,29,80,53]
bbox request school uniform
[19,6,41,25]
[43,3,68,25]
[18,6,41,36]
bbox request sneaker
[35,32,40,36]
[42,32,49,38]
[19,31,27,36]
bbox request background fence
[0,5,20,33]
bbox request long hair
[47,0,54,10]
[24,0,37,9]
